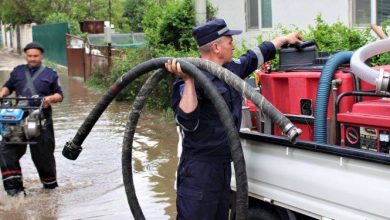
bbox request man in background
[0,42,63,196]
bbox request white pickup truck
[231,131,390,220]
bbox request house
[208,0,390,44]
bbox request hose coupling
[62,140,83,160]
[376,68,390,93]
[284,123,302,143]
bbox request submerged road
[0,49,179,219]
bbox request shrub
[305,15,373,53]
[143,0,217,56]
[107,48,153,100]
[142,0,198,55]
[305,16,390,66]
[237,15,389,69]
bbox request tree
[45,12,82,35]
[0,0,128,32]
[142,0,217,52]
[0,0,35,25]
[123,0,145,32]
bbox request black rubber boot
[6,188,25,197]
[43,182,58,189]
[4,177,24,197]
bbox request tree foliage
[305,15,374,53]
[87,0,218,109]
[123,0,145,32]
[233,15,390,69]
[142,0,217,56]
[158,0,197,51]
[45,12,82,35]
[206,0,218,20]
[0,0,127,32]
[0,0,36,25]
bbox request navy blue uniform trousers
[176,155,231,220]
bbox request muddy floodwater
[0,69,179,219]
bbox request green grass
[159,107,175,123]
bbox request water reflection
[0,70,178,219]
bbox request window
[261,0,272,28]
[352,0,390,26]
[377,0,390,24]
[352,0,371,25]
[247,0,272,29]
[247,0,259,29]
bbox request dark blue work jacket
[3,64,63,99]
[172,41,276,160]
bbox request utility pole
[108,0,112,72]
[195,0,207,25]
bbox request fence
[88,33,146,48]
[1,23,35,53]
[67,32,144,81]
[33,23,69,66]
[66,34,114,81]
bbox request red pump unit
[259,70,357,141]
[338,97,390,153]
[246,42,390,154]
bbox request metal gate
[32,23,69,66]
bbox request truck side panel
[232,137,390,220]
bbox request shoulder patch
[233,59,241,64]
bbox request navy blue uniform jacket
[172,41,276,160]
[3,64,63,99]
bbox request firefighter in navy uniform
[0,42,63,196]
[166,19,302,219]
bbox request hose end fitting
[283,123,302,143]
[376,68,390,93]
[62,140,83,160]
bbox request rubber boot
[4,177,24,197]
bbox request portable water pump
[0,97,45,144]
[249,40,390,154]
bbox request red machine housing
[338,99,390,153]
[258,69,369,141]
[249,65,390,142]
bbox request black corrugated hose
[185,58,301,142]
[62,58,301,220]
[122,69,169,219]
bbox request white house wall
[1,23,35,53]
[208,0,249,43]
[11,28,17,51]
[1,21,4,47]
[273,0,349,29]
[5,29,11,49]
[209,0,350,45]
[20,24,34,50]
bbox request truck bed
[232,131,390,220]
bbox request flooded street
[0,50,179,219]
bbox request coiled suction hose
[62,58,301,219]
[122,69,169,219]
